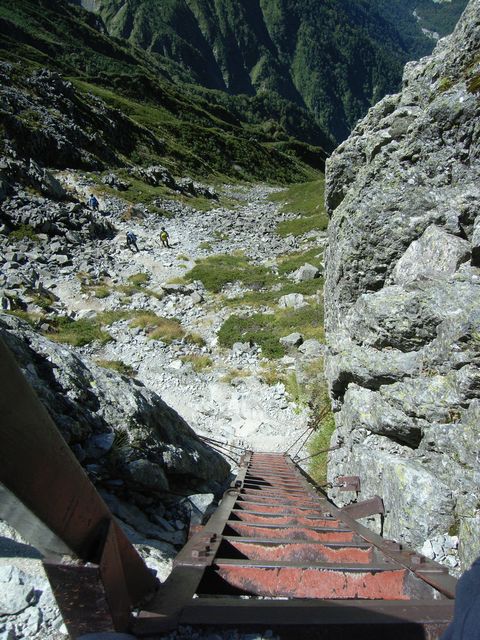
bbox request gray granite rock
[324,0,480,572]
[472,217,480,266]
[279,332,304,348]
[126,459,169,492]
[297,338,323,357]
[0,566,35,615]
[278,293,307,309]
[290,263,320,282]
[326,344,421,400]
[0,314,230,500]
[391,225,470,286]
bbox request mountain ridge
[0,0,329,182]
[78,0,469,142]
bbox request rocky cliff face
[324,0,480,572]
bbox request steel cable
[284,424,312,455]
[291,426,316,461]
[294,444,340,464]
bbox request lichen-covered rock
[329,443,455,547]
[391,225,470,286]
[278,293,307,309]
[324,0,480,571]
[279,332,304,348]
[290,263,320,282]
[326,344,421,401]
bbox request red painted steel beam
[238,493,327,508]
[226,522,357,542]
[231,511,342,528]
[235,498,330,513]
[215,564,409,599]
[228,540,374,563]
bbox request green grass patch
[308,410,335,487]
[48,316,113,347]
[185,253,275,293]
[95,359,136,377]
[304,370,336,486]
[218,304,324,359]
[97,310,133,324]
[8,224,39,243]
[128,272,150,286]
[219,246,323,307]
[259,362,306,407]
[270,179,328,237]
[185,332,206,347]
[277,247,323,276]
[94,286,111,299]
[220,368,251,384]
[225,278,322,308]
[468,74,480,94]
[29,291,57,310]
[438,77,454,92]
[259,362,285,386]
[269,179,326,217]
[180,354,213,372]
[129,311,184,342]
[277,215,326,237]
[78,273,113,298]
[116,272,152,296]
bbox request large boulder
[278,293,307,309]
[290,263,320,282]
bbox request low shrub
[180,354,213,372]
[8,224,39,243]
[129,312,184,342]
[185,253,275,293]
[95,359,136,377]
[48,316,112,346]
[218,305,324,359]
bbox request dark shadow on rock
[0,535,43,560]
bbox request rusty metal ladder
[133,451,456,638]
[0,338,457,639]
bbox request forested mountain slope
[0,0,327,181]
[75,0,468,142]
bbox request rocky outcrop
[324,0,480,572]
[0,313,230,500]
[0,64,164,170]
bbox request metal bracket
[174,532,222,568]
[43,520,135,638]
[340,496,385,520]
[336,476,361,492]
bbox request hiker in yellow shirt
[160,227,171,248]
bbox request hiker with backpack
[88,194,99,211]
[126,230,139,252]
[160,227,171,248]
